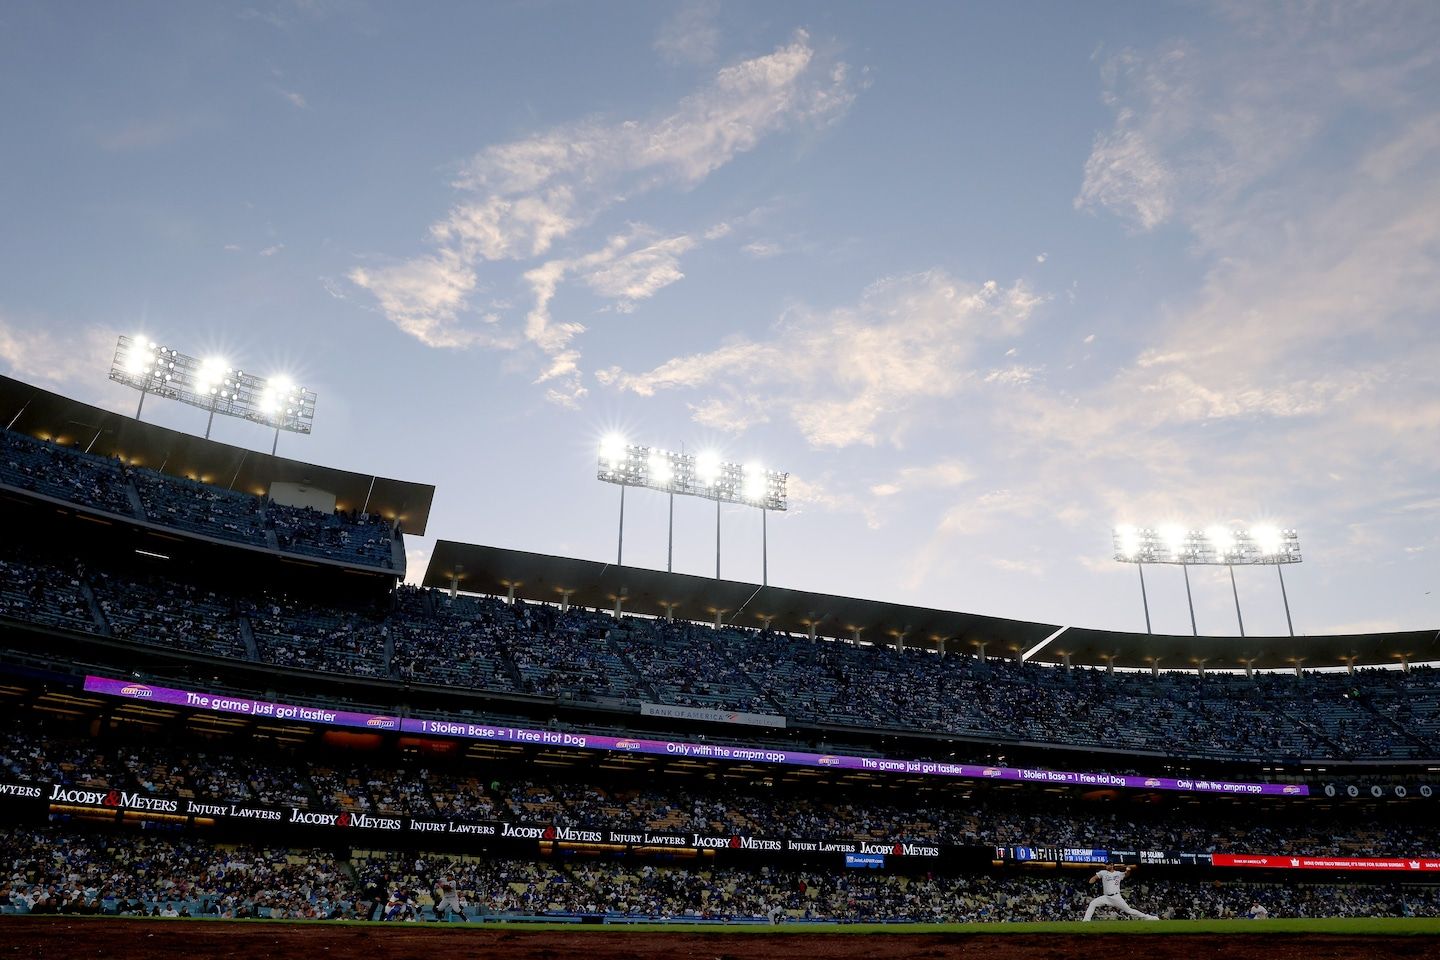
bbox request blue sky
[2,1,1437,640]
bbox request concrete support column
[714,611,724,630]
[662,603,676,623]
[1062,653,1071,671]
[560,590,573,613]
[448,575,459,600]
[613,597,624,620]
[1245,661,1254,679]
[851,628,862,644]
[1151,662,1160,678]
[1401,657,1410,673]
[1294,664,1303,678]
[505,584,515,605]
[976,642,986,662]
[895,633,906,653]
[807,622,817,641]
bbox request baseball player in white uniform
[434,875,466,921]
[1083,862,1158,921]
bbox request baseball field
[6,916,1440,959]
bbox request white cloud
[983,364,1040,386]
[354,31,859,401]
[1075,121,1174,230]
[0,314,116,394]
[440,31,852,256]
[1035,252,1048,264]
[598,271,1045,447]
[787,474,881,530]
[512,229,698,399]
[281,90,307,109]
[686,395,769,433]
[582,234,697,309]
[742,239,783,258]
[944,8,1440,624]
[403,543,433,586]
[350,253,488,349]
[258,243,284,257]
[654,1,721,66]
[991,557,1045,576]
[871,459,972,498]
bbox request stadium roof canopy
[0,374,435,534]
[424,541,1439,672]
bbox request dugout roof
[424,541,1440,671]
[0,374,435,534]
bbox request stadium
[5,6,1440,959]
[1,368,1438,960]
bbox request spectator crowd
[4,825,1440,922]
[0,428,398,570]
[1,724,1434,860]
[1,537,1437,764]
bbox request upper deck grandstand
[0,374,1437,930]
[0,375,1436,772]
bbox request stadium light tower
[597,441,787,583]
[1112,523,1302,637]
[108,335,317,454]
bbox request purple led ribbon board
[84,675,1306,797]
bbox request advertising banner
[10,778,949,859]
[1212,854,1440,872]
[83,675,1308,797]
[640,702,786,728]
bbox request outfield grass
[8,915,1440,935]
[458,917,1440,935]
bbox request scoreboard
[999,847,1212,867]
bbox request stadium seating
[0,428,399,571]
[5,824,1440,922]
[0,429,134,517]
[2,543,1437,761]
[1,723,1434,859]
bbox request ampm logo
[1143,778,1162,788]
[817,756,841,767]
[119,684,153,699]
[366,717,397,729]
[1282,785,1303,795]
[981,768,1003,778]
[614,740,642,750]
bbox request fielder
[1082,861,1158,921]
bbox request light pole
[597,442,786,583]
[1229,564,1245,637]
[1113,524,1300,637]
[1277,564,1294,637]
[108,336,317,451]
[617,483,626,566]
[1137,562,1152,634]
[1181,564,1197,636]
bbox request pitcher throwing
[1082,861,1159,921]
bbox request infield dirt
[5,918,1440,960]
